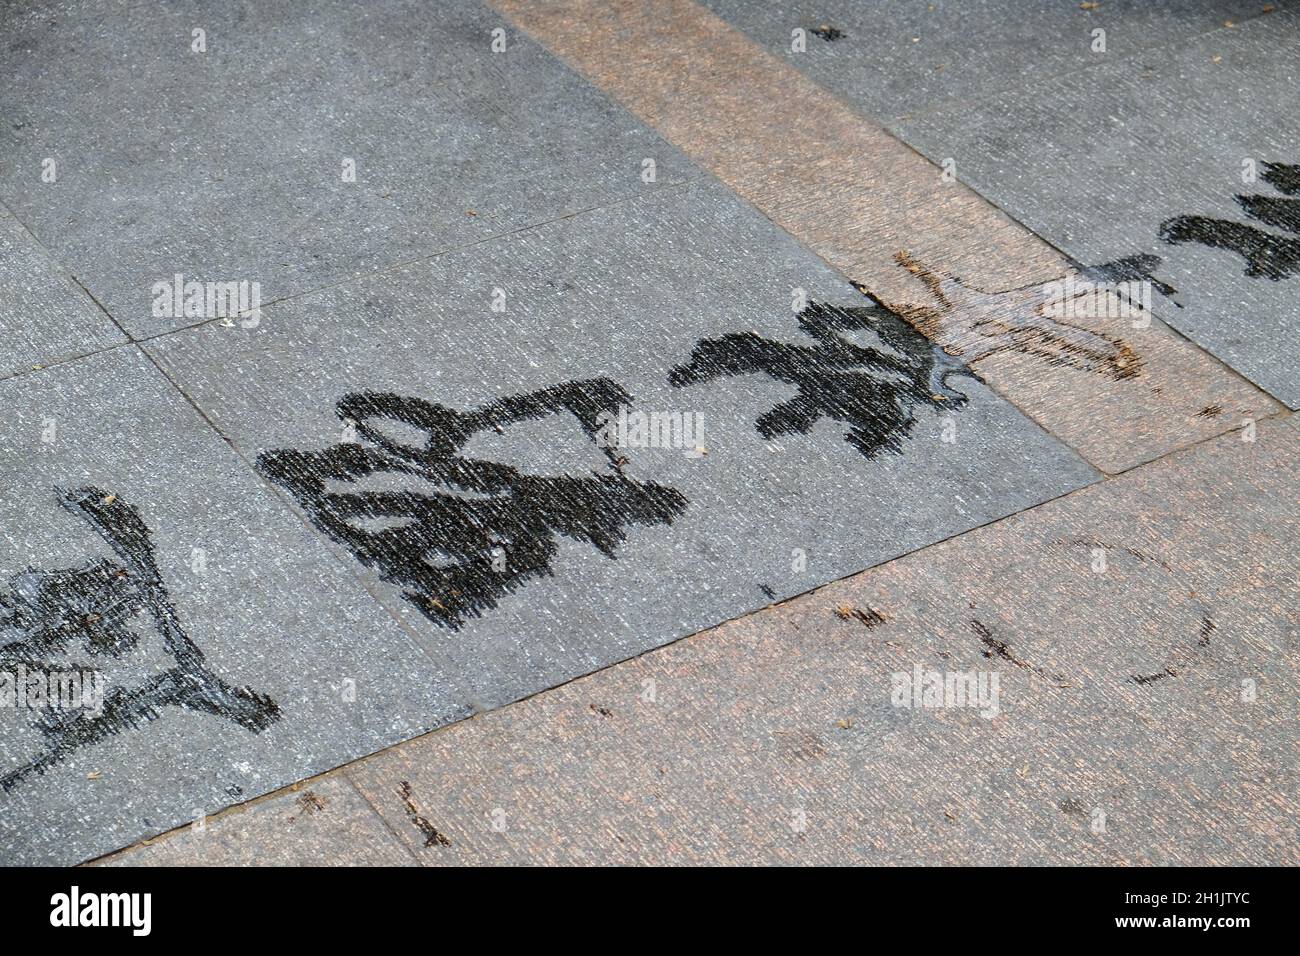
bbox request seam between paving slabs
[1106,407,1294,476]
[0,198,136,373]
[342,770,424,866]
[882,7,1290,128]
[1,205,495,711]
[86,406,1295,864]
[127,173,698,341]
[0,338,140,387]
[0,177,698,382]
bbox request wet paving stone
[893,11,1300,407]
[0,347,461,865]
[146,178,1098,722]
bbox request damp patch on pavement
[892,12,1300,407]
[0,348,460,865]
[147,178,1099,717]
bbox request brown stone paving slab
[488,0,1282,474]
[93,776,413,867]
[334,420,1297,865]
[890,257,1283,474]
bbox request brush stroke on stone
[668,297,977,459]
[892,14,1300,407]
[1161,162,1300,281]
[1,487,281,793]
[0,348,459,866]
[258,381,689,631]
[147,177,1099,720]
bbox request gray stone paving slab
[0,205,126,379]
[893,12,1300,407]
[0,347,462,865]
[147,178,1099,719]
[0,0,694,336]
[697,0,1288,123]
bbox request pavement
[0,0,1294,866]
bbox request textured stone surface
[490,0,1283,473]
[6,0,1297,869]
[339,420,1297,865]
[147,177,1096,718]
[901,273,1282,474]
[0,0,693,335]
[1,0,1106,868]
[494,0,1064,303]
[0,205,126,380]
[95,775,413,867]
[894,11,1300,407]
[698,0,1288,123]
[0,348,459,865]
